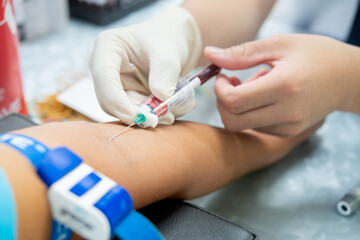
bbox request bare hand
[205,34,360,137]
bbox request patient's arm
[0,121,317,240]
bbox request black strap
[347,0,360,46]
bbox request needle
[108,122,135,142]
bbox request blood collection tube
[108,64,221,141]
[136,64,221,128]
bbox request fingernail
[205,46,225,56]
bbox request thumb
[204,38,281,70]
[148,57,182,101]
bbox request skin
[0,120,320,240]
[182,0,276,65]
[205,34,360,137]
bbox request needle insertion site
[108,114,146,141]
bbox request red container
[0,0,27,118]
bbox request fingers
[204,37,283,70]
[226,76,242,86]
[90,29,136,123]
[218,87,325,137]
[148,56,182,101]
[217,100,279,131]
[158,111,175,125]
[218,96,319,137]
[214,70,280,114]
[243,67,269,83]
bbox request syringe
[109,64,221,141]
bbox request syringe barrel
[137,64,221,128]
[137,77,197,128]
[169,76,199,109]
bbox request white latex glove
[90,7,202,125]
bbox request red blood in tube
[143,96,168,117]
[197,64,221,84]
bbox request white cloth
[259,0,358,41]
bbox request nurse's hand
[90,7,202,125]
[205,34,360,137]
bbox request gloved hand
[90,7,202,125]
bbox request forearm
[342,44,360,114]
[182,0,275,64]
[0,121,311,239]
